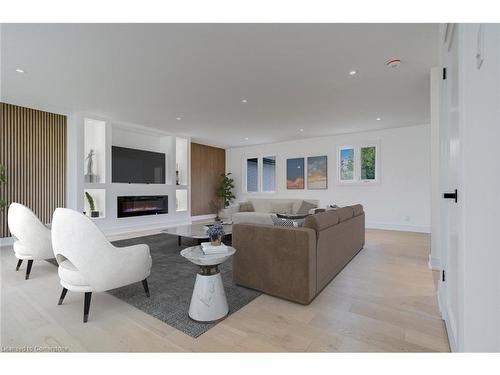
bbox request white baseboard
[0,236,14,247]
[101,220,191,237]
[443,306,458,352]
[191,214,216,222]
[428,254,441,270]
[366,222,431,233]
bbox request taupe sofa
[232,204,365,304]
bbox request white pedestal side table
[180,245,236,322]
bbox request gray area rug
[48,233,261,338]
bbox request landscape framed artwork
[286,158,305,189]
[307,156,327,189]
[339,147,355,181]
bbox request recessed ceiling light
[241,99,248,103]
[376,117,382,121]
[349,70,357,76]
[176,117,182,121]
[299,128,304,132]
[244,137,249,140]
[15,68,25,73]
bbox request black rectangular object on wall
[117,195,168,218]
[112,146,165,184]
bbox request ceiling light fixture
[241,99,248,103]
[176,117,182,121]
[349,70,357,76]
[244,137,249,140]
[299,129,304,132]
[15,68,25,73]
[376,117,382,121]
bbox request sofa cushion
[296,200,318,215]
[304,211,339,232]
[351,204,364,217]
[271,214,305,228]
[270,201,293,214]
[247,198,319,214]
[335,207,354,222]
[232,212,274,225]
[239,202,255,212]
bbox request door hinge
[443,67,447,80]
[442,270,446,282]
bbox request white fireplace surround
[66,114,192,236]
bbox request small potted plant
[85,192,99,218]
[207,223,225,246]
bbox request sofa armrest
[232,223,317,304]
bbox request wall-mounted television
[112,146,165,184]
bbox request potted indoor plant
[207,223,225,246]
[85,191,99,218]
[215,172,235,221]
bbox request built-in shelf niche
[84,188,106,219]
[176,137,188,186]
[176,189,188,212]
[84,118,106,184]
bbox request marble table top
[180,245,236,266]
[162,222,232,239]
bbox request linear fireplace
[117,195,168,218]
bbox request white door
[438,24,461,351]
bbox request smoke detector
[386,58,401,69]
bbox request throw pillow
[238,202,255,212]
[270,202,293,214]
[296,200,318,215]
[271,214,305,228]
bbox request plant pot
[210,236,222,246]
[90,211,99,218]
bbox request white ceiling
[1,23,438,148]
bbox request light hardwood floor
[0,229,450,352]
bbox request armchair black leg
[58,288,68,305]
[16,259,23,271]
[83,292,92,323]
[25,260,33,280]
[142,279,150,297]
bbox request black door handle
[443,189,458,203]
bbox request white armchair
[51,208,152,323]
[7,202,53,279]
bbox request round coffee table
[180,245,236,322]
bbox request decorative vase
[210,236,222,246]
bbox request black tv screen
[112,146,165,184]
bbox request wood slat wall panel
[0,102,67,237]
[190,143,226,216]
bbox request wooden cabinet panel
[190,143,225,216]
[0,103,67,237]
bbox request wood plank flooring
[0,229,450,352]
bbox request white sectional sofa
[220,198,319,225]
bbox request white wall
[226,124,431,233]
[456,24,500,352]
